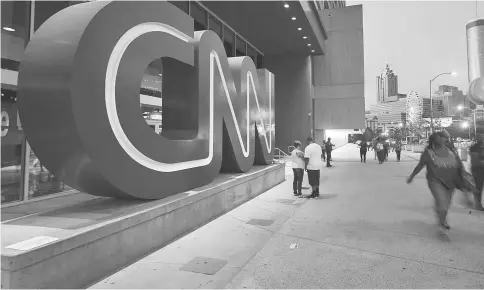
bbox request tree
[363,127,374,141]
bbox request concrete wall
[1,165,285,289]
[264,54,313,153]
[313,5,365,130]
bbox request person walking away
[406,133,462,232]
[325,138,335,167]
[383,140,390,161]
[304,137,323,199]
[394,140,402,162]
[321,140,326,162]
[359,140,368,163]
[373,139,378,160]
[376,138,385,164]
[470,134,484,211]
[291,141,305,197]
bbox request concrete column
[264,54,313,152]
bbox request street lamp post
[429,71,457,133]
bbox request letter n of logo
[17,1,275,199]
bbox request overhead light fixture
[307,44,311,46]
[3,27,15,32]
[284,3,289,8]
[298,28,302,31]
[291,17,296,20]
[303,36,307,39]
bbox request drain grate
[246,218,275,226]
[180,257,227,275]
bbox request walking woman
[406,132,462,231]
[291,141,305,196]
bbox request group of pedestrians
[291,137,335,199]
[357,138,402,163]
[407,131,484,233]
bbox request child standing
[291,141,305,196]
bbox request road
[90,144,484,289]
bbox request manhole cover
[247,219,275,226]
[180,257,227,275]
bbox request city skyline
[347,0,484,108]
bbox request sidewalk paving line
[273,231,484,276]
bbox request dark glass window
[1,89,24,203]
[208,15,222,39]
[247,45,258,65]
[190,2,206,31]
[1,1,31,70]
[235,36,246,57]
[34,1,70,31]
[223,27,235,57]
[256,54,264,69]
[169,1,189,14]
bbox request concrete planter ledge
[1,164,285,289]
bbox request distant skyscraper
[434,85,473,117]
[377,64,399,103]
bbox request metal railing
[273,148,291,165]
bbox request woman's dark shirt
[419,148,461,189]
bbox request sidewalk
[89,144,484,289]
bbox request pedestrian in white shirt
[291,141,305,196]
[304,137,323,199]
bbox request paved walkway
[89,144,484,289]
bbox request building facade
[422,97,445,118]
[1,0,364,205]
[368,99,406,132]
[434,85,473,117]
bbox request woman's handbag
[460,170,477,193]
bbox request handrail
[273,148,291,165]
[274,148,289,157]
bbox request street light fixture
[461,121,471,139]
[457,105,481,138]
[429,71,457,133]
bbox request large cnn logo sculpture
[17,1,275,199]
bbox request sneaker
[306,193,316,199]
